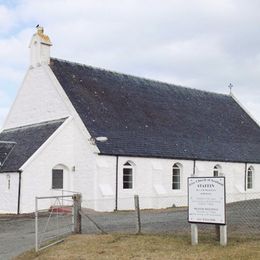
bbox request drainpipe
[17,170,22,214]
[193,160,196,176]
[244,163,247,192]
[115,155,119,211]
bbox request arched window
[123,161,134,189]
[213,165,221,177]
[172,163,181,190]
[247,166,253,189]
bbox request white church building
[0,27,260,214]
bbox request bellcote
[29,26,52,67]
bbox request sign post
[188,177,227,246]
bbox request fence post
[220,225,227,246]
[191,224,198,245]
[215,225,220,240]
[73,194,82,234]
[134,195,141,234]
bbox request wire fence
[79,193,260,240]
[33,191,259,253]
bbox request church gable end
[3,65,70,129]
[3,28,69,130]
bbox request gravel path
[0,214,72,260]
[81,200,260,236]
[0,217,35,260]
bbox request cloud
[1,0,260,127]
[0,90,11,129]
[0,107,8,129]
[0,5,14,33]
[0,28,30,66]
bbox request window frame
[172,163,181,190]
[123,162,134,190]
[52,169,64,190]
[213,165,221,177]
[247,166,253,190]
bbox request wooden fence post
[134,195,141,234]
[73,194,82,234]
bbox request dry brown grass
[15,234,260,260]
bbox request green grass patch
[15,234,260,260]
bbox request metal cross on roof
[228,83,234,94]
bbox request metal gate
[35,193,81,252]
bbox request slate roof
[0,142,16,168]
[0,118,66,172]
[50,58,260,163]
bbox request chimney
[29,26,52,67]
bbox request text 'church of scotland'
[0,28,259,213]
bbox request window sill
[170,190,185,194]
[122,189,134,192]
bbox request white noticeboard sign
[188,177,226,225]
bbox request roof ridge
[2,117,67,133]
[0,141,16,144]
[50,57,229,97]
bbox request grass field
[16,234,260,260]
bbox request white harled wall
[19,119,75,213]
[3,65,70,129]
[93,156,194,211]
[93,156,260,212]
[18,118,101,213]
[72,123,102,211]
[8,148,260,213]
[115,157,193,210]
[0,172,19,213]
[195,160,260,202]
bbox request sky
[1,0,260,127]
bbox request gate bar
[36,195,72,199]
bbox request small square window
[52,169,63,189]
